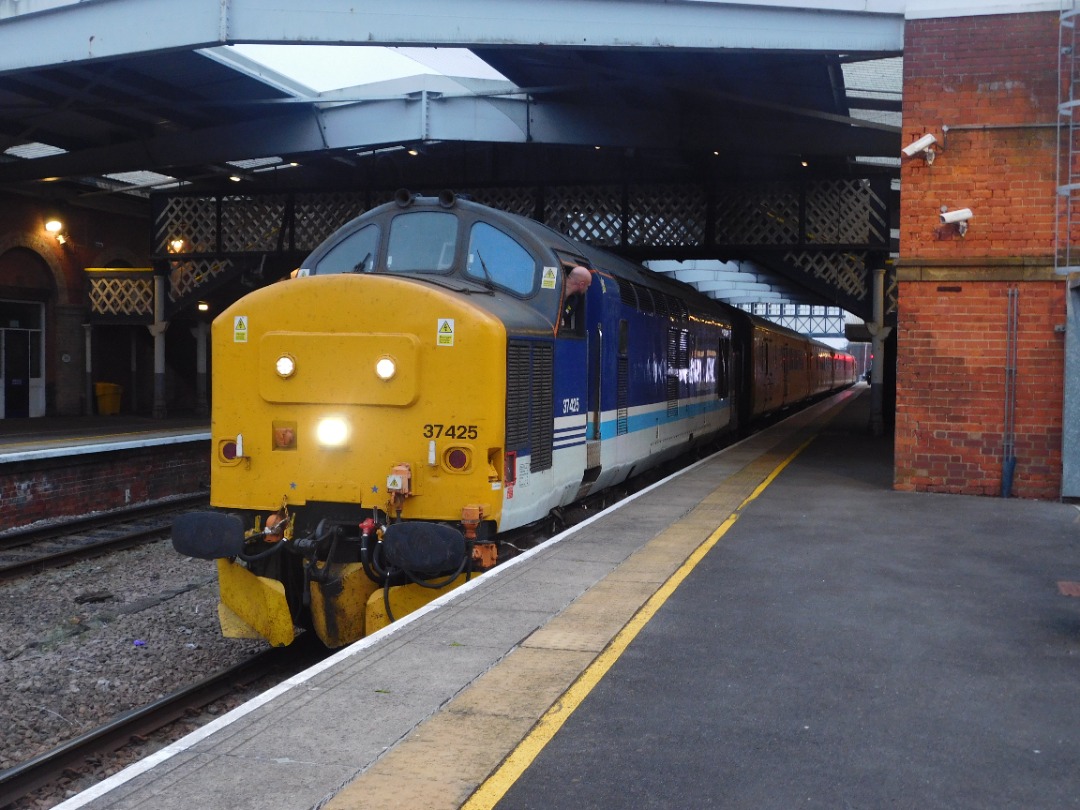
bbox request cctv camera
[939,208,973,224]
[902,133,938,158]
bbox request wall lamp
[902,133,937,165]
[940,206,973,237]
[44,214,70,245]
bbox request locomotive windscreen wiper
[474,251,496,290]
[350,252,372,273]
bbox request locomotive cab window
[312,224,380,274]
[466,222,537,295]
[559,262,591,336]
[386,211,458,273]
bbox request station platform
[57,388,1080,810]
[0,414,208,457]
[0,414,209,531]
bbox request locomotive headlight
[375,356,397,381]
[315,416,349,447]
[275,354,297,379]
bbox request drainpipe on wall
[867,266,893,437]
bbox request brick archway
[0,233,69,306]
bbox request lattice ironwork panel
[742,303,847,337]
[457,187,537,217]
[220,195,287,253]
[714,183,800,245]
[885,264,898,317]
[627,184,706,247]
[154,196,219,255]
[805,180,875,245]
[293,192,370,251]
[89,275,154,317]
[544,185,624,245]
[168,259,234,302]
[783,250,869,303]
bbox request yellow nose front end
[210,274,507,527]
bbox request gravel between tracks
[1,537,269,808]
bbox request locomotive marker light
[316,416,349,447]
[275,353,296,378]
[444,447,471,471]
[375,356,397,380]
[220,433,245,461]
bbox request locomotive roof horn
[394,188,418,208]
[438,189,457,208]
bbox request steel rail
[0,492,208,551]
[0,639,327,808]
[0,496,210,582]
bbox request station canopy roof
[0,0,905,311]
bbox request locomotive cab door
[552,260,600,501]
[586,321,603,471]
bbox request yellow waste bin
[94,382,122,415]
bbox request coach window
[718,332,731,399]
[466,222,536,295]
[313,225,379,274]
[387,212,458,273]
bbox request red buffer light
[446,448,470,471]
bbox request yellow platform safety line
[463,434,816,810]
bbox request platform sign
[437,318,455,347]
[234,316,248,343]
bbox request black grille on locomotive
[506,340,554,473]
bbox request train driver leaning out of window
[561,265,592,333]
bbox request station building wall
[0,194,151,417]
[896,11,1063,499]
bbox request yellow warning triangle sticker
[439,320,453,333]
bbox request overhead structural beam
[0,92,534,182]
[0,85,900,182]
[693,281,785,294]
[0,0,904,75]
[651,267,780,285]
[649,258,818,308]
[709,292,788,303]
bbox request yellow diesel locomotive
[173,191,856,647]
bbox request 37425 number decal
[423,424,478,439]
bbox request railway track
[0,636,329,809]
[0,494,208,582]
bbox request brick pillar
[896,12,1065,499]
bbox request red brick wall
[895,280,1062,499]
[0,443,208,529]
[896,12,1065,499]
[899,13,1059,257]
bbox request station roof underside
[0,0,906,315]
